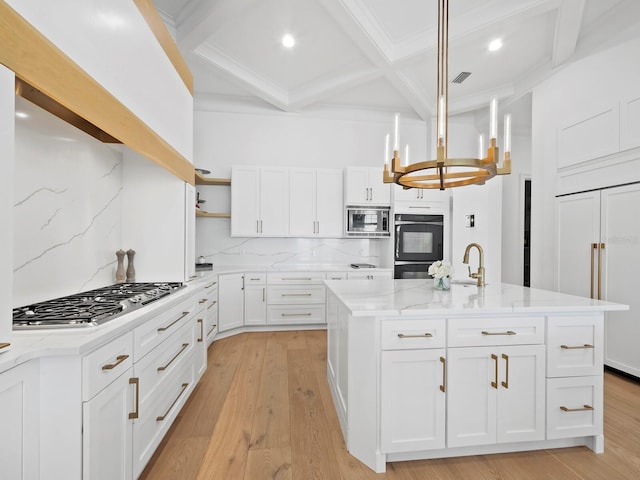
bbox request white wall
[531,37,640,290]
[13,98,123,306]
[193,105,428,268]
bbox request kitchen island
[324,279,628,473]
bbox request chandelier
[383,0,511,190]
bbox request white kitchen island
[324,279,628,473]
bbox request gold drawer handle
[197,319,204,343]
[482,330,516,336]
[249,277,262,281]
[204,281,216,289]
[281,293,313,296]
[207,300,217,310]
[440,356,446,393]
[101,354,129,371]
[0,342,11,350]
[281,313,312,317]
[158,311,190,332]
[501,353,509,389]
[397,333,433,339]
[129,377,139,419]
[561,344,594,349]
[157,343,189,372]
[199,298,207,304]
[156,383,189,421]
[282,277,312,281]
[560,404,594,412]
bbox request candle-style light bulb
[404,144,410,166]
[503,114,512,153]
[489,97,498,139]
[438,95,446,145]
[384,133,390,167]
[393,114,400,151]
[478,134,485,160]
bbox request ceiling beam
[551,0,585,67]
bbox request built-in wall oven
[394,213,444,279]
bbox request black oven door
[394,262,432,279]
[395,215,443,262]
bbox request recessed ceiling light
[488,38,503,52]
[282,34,295,48]
[15,111,28,119]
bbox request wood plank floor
[140,330,640,479]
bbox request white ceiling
[153,0,640,121]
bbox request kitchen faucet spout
[463,243,485,287]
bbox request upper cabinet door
[368,167,390,205]
[344,167,370,204]
[259,167,289,236]
[231,166,260,236]
[316,169,343,237]
[289,168,316,237]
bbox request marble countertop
[325,279,629,317]
[193,264,392,277]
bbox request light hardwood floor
[140,330,640,479]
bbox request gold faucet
[463,243,485,287]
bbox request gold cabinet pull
[440,356,446,393]
[199,298,207,304]
[204,281,216,289]
[397,333,433,339]
[482,330,516,336]
[561,344,594,349]
[282,277,312,281]
[281,313,312,317]
[491,354,498,389]
[129,377,139,419]
[197,319,204,343]
[590,243,597,299]
[281,293,313,297]
[207,300,217,310]
[157,311,190,332]
[501,353,509,389]
[157,343,189,372]
[560,404,594,412]
[0,342,11,350]
[156,383,189,421]
[598,243,605,300]
[101,354,129,371]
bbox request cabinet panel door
[381,349,446,453]
[496,345,545,443]
[184,183,196,280]
[218,273,245,332]
[244,285,267,325]
[368,167,390,205]
[289,168,316,236]
[231,167,260,236]
[345,167,369,204]
[316,169,344,237]
[447,347,496,448]
[83,369,133,480]
[260,167,289,236]
[556,192,600,298]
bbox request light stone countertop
[325,279,629,317]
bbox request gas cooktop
[12,282,185,330]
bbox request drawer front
[82,332,134,400]
[547,315,603,377]
[381,319,446,350]
[448,316,545,347]
[347,270,393,280]
[245,273,267,285]
[267,272,325,285]
[206,309,218,345]
[134,296,197,360]
[546,376,603,439]
[136,319,195,407]
[267,305,326,325]
[133,360,195,478]
[326,272,348,281]
[268,285,326,304]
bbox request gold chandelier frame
[383,0,511,190]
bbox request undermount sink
[450,279,487,286]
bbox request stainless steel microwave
[345,206,390,237]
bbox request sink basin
[450,279,487,286]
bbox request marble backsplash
[13,97,123,306]
[195,217,390,268]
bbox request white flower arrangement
[428,260,452,279]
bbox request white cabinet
[447,344,545,447]
[0,361,40,480]
[380,319,446,453]
[393,184,449,214]
[218,273,245,332]
[290,168,343,237]
[231,166,289,237]
[184,183,196,281]
[199,279,219,346]
[557,184,640,377]
[0,65,13,349]
[345,167,390,205]
[244,273,267,326]
[347,269,393,280]
[266,273,326,326]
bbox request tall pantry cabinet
[556,183,640,378]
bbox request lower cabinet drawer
[546,315,603,377]
[381,319,446,350]
[267,305,326,325]
[546,376,603,439]
[82,332,133,401]
[268,285,326,304]
[447,316,544,347]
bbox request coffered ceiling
[153,0,640,120]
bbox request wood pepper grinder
[125,249,136,282]
[115,249,126,283]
